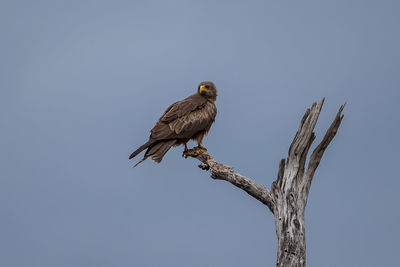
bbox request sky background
[1,0,399,266]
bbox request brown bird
[129,81,217,167]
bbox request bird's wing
[150,95,216,140]
[160,94,206,123]
[167,101,216,136]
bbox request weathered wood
[183,148,275,212]
[184,98,344,267]
[301,103,345,205]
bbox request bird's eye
[205,85,210,89]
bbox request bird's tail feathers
[133,158,147,168]
[148,140,176,163]
[129,140,155,160]
[133,140,176,167]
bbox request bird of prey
[129,81,217,167]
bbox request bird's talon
[197,145,207,151]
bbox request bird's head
[198,81,217,101]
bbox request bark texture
[183,98,344,267]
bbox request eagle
[129,81,217,167]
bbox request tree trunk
[183,98,344,267]
[272,159,307,267]
[274,207,306,267]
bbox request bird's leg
[195,132,207,151]
[182,142,189,157]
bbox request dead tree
[183,98,344,267]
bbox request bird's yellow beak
[199,85,208,93]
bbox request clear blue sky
[1,1,399,266]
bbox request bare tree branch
[183,148,275,212]
[301,103,345,201]
[183,98,344,267]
